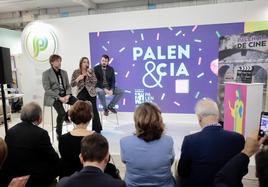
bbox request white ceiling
[0,0,252,30]
[0,0,133,13]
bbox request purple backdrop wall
[89,22,244,113]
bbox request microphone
[84,65,89,82]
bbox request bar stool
[42,105,55,142]
[99,107,119,126]
[42,104,70,142]
[98,95,119,126]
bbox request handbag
[104,155,121,179]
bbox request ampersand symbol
[142,61,163,88]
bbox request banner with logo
[218,29,268,115]
[23,22,58,63]
[21,22,59,102]
[89,23,244,113]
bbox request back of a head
[0,137,7,169]
[81,133,108,163]
[20,102,42,123]
[195,98,219,120]
[69,100,93,125]
[255,147,268,187]
[134,102,164,142]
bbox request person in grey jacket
[42,54,77,136]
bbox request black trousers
[77,88,102,133]
[53,95,77,136]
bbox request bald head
[20,102,42,124]
[195,98,219,126]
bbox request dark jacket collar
[202,125,223,131]
[81,166,103,174]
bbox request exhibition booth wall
[14,0,268,123]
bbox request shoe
[108,106,117,113]
[104,109,109,116]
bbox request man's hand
[104,88,113,96]
[242,130,267,157]
[59,97,66,103]
[64,95,70,103]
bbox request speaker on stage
[0,47,12,84]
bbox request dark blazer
[94,65,115,91]
[57,166,126,187]
[178,125,245,187]
[0,121,59,187]
[214,153,249,187]
[42,68,72,106]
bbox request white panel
[245,83,264,136]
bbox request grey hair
[20,102,42,123]
[194,98,219,118]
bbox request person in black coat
[57,133,126,187]
[94,54,124,116]
[0,102,59,187]
[214,132,268,187]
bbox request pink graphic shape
[210,58,218,76]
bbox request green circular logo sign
[23,22,58,63]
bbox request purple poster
[89,23,244,113]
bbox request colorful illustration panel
[224,83,247,134]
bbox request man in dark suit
[42,54,77,136]
[94,54,124,116]
[177,98,245,187]
[57,133,126,187]
[0,102,59,187]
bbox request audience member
[42,54,77,137]
[214,131,268,187]
[71,57,102,133]
[58,100,94,178]
[57,133,126,187]
[94,54,124,116]
[0,102,59,187]
[177,98,245,187]
[120,102,176,187]
[0,137,7,169]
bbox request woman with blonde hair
[71,57,102,133]
[120,102,176,187]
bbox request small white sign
[175,79,189,93]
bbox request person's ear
[38,116,42,124]
[197,115,202,123]
[104,153,110,164]
[79,153,84,164]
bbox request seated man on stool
[42,54,77,137]
[94,54,124,116]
